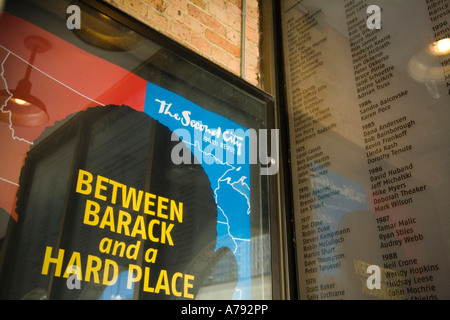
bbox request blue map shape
[144,82,252,299]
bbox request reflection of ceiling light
[429,38,450,55]
[0,36,50,127]
[10,97,31,106]
[407,38,450,99]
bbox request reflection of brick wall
[103,0,261,87]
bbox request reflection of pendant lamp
[407,38,450,99]
[0,35,50,127]
[71,0,143,51]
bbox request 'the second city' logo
[154,99,279,176]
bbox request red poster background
[0,12,148,220]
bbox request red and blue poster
[0,1,255,300]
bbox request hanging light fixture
[0,35,50,127]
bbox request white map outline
[0,50,33,144]
[182,139,251,251]
[179,137,251,300]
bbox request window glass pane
[0,0,273,300]
[281,0,450,300]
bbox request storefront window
[0,0,274,300]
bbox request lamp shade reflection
[71,0,143,51]
[407,38,450,99]
[0,80,48,127]
[0,35,49,127]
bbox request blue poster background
[144,82,252,299]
